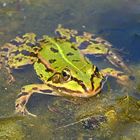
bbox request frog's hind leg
[0,43,17,83]
[0,33,40,83]
[15,84,60,117]
[80,36,130,73]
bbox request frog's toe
[15,103,36,117]
[7,75,15,84]
[15,101,26,115]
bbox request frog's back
[38,36,93,73]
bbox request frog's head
[47,66,107,97]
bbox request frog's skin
[0,25,130,117]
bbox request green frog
[0,25,130,117]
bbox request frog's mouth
[47,76,107,98]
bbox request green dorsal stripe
[49,38,83,74]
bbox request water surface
[0,0,140,139]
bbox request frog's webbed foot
[15,84,60,117]
[15,94,37,117]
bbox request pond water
[0,0,140,140]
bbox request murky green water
[0,0,140,139]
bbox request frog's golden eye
[61,68,71,81]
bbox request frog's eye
[61,68,71,81]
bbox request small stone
[82,25,86,28]
[2,2,7,7]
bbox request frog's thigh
[101,68,129,85]
[81,44,129,72]
[8,55,37,69]
[15,84,61,115]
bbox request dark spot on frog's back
[21,50,31,56]
[49,59,56,64]
[26,42,35,47]
[39,74,43,78]
[32,87,38,90]
[70,37,76,42]
[15,57,22,62]
[50,47,58,53]
[33,47,39,51]
[37,59,41,63]
[40,89,53,93]
[21,50,37,57]
[10,40,23,46]
[66,52,74,56]
[79,41,90,49]
[95,47,100,50]
[30,52,37,57]
[72,59,80,62]
[11,50,20,55]
[71,45,77,50]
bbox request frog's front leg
[15,84,61,117]
[100,68,129,85]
